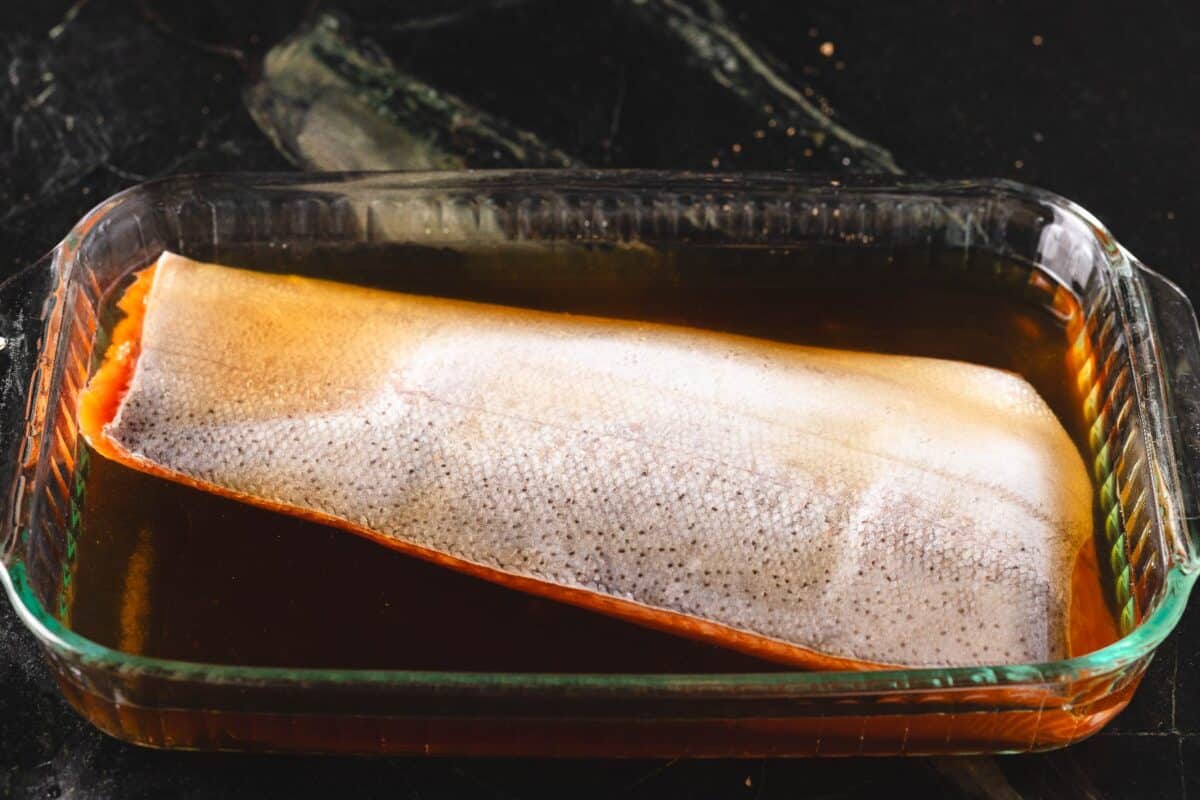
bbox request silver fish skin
[89,252,1094,668]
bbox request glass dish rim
[3,169,1196,695]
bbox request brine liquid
[63,245,1121,671]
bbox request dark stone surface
[1,2,1198,797]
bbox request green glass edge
[3,171,1195,696]
[4,551,1194,692]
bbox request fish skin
[81,252,1094,668]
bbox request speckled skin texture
[93,253,1094,668]
[4,2,1197,794]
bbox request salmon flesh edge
[78,252,1096,669]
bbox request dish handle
[0,250,60,566]
[1136,261,1200,570]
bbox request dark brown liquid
[64,245,1118,670]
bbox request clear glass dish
[2,171,1198,757]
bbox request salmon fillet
[78,252,1098,669]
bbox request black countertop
[2,2,1198,797]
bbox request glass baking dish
[2,171,1199,757]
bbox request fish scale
[80,253,1095,668]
